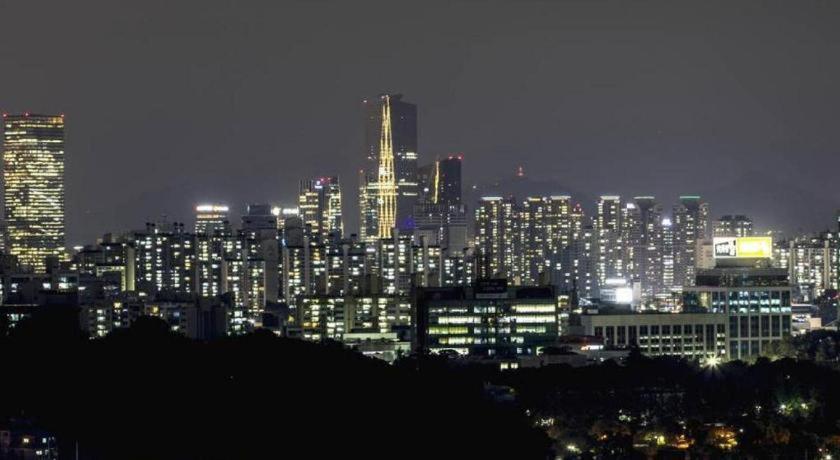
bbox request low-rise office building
[577,311,726,359]
[684,266,792,361]
[413,280,559,357]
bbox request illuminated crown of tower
[377,95,397,238]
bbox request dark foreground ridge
[8,309,840,458]
[0,310,550,460]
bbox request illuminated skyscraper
[621,202,639,281]
[241,204,279,305]
[358,170,379,243]
[554,201,587,294]
[362,94,418,234]
[474,196,520,281]
[561,221,598,299]
[195,204,230,235]
[660,217,675,293]
[195,204,232,298]
[595,195,624,285]
[625,196,664,300]
[298,185,320,236]
[545,196,573,256]
[673,196,710,287]
[520,197,549,285]
[3,113,66,272]
[774,232,840,303]
[298,176,343,242]
[376,95,397,238]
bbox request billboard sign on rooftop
[713,236,772,259]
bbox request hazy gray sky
[2,0,840,244]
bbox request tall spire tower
[377,95,397,238]
[431,158,440,205]
[361,93,417,240]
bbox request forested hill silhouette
[0,311,551,459]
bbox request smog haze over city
[2,1,840,244]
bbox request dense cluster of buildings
[473,194,713,306]
[2,95,837,368]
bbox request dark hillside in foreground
[0,314,550,459]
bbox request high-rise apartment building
[545,196,574,259]
[595,195,624,285]
[3,113,66,272]
[520,197,549,284]
[133,222,196,295]
[714,215,753,238]
[358,170,379,243]
[298,176,343,242]
[673,196,710,288]
[474,197,520,281]
[562,223,598,299]
[626,197,664,300]
[518,196,574,286]
[241,204,279,305]
[661,217,675,294]
[773,232,840,303]
[196,231,228,299]
[555,203,594,297]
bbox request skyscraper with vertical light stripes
[361,94,418,241]
[3,113,66,272]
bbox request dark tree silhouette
[0,313,551,459]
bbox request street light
[703,354,721,368]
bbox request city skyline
[4,1,840,244]
[5,3,840,458]
[0,4,832,362]
[0,104,830,249]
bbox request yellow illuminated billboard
[713,237,772,259]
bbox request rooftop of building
[415,281,555,302]
[577,307,720,317]
[691,266,790,288]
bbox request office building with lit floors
[683,236,792,361]
[577,311,727,359]
[194,204,230,235]
[683,266,792,361]
[3,113,66,273]
[413,280,559,357]
[580,237,792,362]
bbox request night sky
[2,1,840,245]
